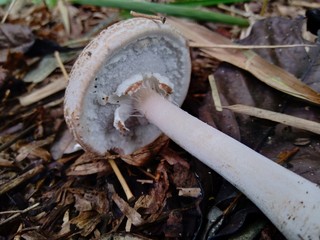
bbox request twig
[130,11,166,23]
[109,159,134,202]
[1,0,17,23]
[19,77,67,106]
[137,167,157,180]
[0,203,40,227]
[0,202,40,215]
[54,51,69,81]
[218,3,251,18]
[0,165,45,195]
[177,187,201,198]
[223,104,320,135]
[136,179,153,184]
[0,124,36,152]
[260,0,269,16]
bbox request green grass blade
[0,0,10,5]
[71,0,249,26]
[171,0,251,7]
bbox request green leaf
[32,0,58,8]
[171,0,251,7]
[45,0,58,8]
[0,0,10,5]
[71,0,249,27]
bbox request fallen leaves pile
[0,1,320,239]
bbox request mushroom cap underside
[64,17,191,155]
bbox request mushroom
[64,17,191,162]
[64,18,320,239]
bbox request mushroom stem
[135,88,320,240]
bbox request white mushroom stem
[135,88,320,240]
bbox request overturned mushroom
[64,18,191,161]
[65,18,320,239]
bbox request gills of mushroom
[64,18,320,239]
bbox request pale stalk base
[137,90,320,240]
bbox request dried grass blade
[19,77,67,106]
[208,74,222,111]
[168,18,320,105]
[224,104,320,135]
[109,159,134,202]
[57,0,70,35]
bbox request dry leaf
[168,18,320,104]
[70,211,101,237]
[0,24,34,63]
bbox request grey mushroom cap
[64,18,191,155]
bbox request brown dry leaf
[168,18,320,104]
[100,232,153,240]
[66,152,111,176]
[69,188,109,214]
[171,162,198,188]
[20,231,47,240]
[121,134,169,166]
[161,147,190,168]
[136,161,169,216]
[70,211,102,237]
[0,23,34,63]
[0,157,14,167]
[164,211,183,238]
[238,16,320,96]
[276,147,299,164]
[16,135,54,161]
[67,160,111,176]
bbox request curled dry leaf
[67,152,112,176]
[0,24,34,63]
[120,134,169,166]
[168,18,320,104]
[16,135,54,161]
[239,16,320,92]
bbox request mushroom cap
[64,18,191,155]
